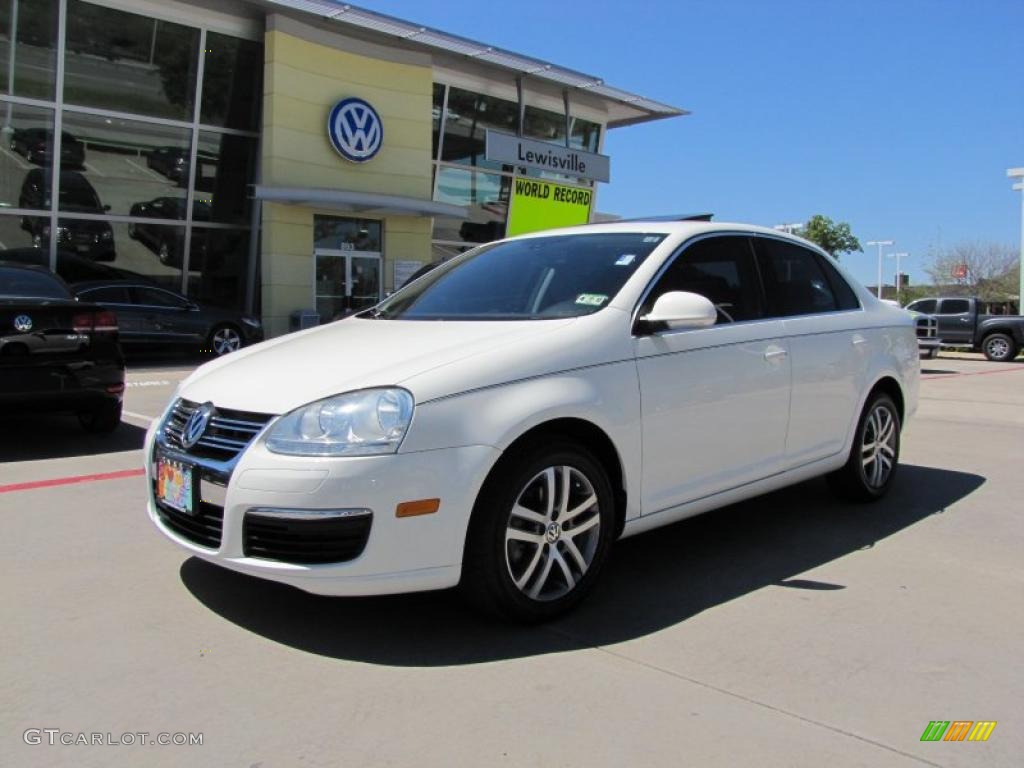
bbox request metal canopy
[257,0,687,127]
[252,185,468,218]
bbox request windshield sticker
[615,254,637,266]
[643,236,662,243]
[575,293,608,307]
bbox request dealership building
[0,0,684,336]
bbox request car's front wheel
[461,441,616,622]
[828,392,901,502]
[982,333,1018,363]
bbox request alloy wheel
[861,404,897,488]
[986,337,1010,360]
[504,465,601,601]
[212,327,242,355]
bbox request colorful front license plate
[157,458,194,514]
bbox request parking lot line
[0,468,144,494]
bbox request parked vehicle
[18,169,115,261]
[0,261,124,431]
[905,297,1024,362]
[882,299,940,358]
[72,280,262,356]
[145,221,919,621]
[146,146,217,190]
[128,197,211,266]
[9,128,86,168]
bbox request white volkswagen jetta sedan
[146,221,918,621]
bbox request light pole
[888,252,909,304]
[866,240,894,299]
[1008,168,1024,313]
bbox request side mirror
[640,291,717,330]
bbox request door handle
[852,334,868,346]
[959,317,970,323]
[764,346,788,361]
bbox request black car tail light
[73,310,118,333]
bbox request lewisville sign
[485,131,610,183]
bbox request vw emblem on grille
[181,402,215,449]
[13,314,33,332]
[327,97,383,163]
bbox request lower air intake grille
[242,512,372,565]
[155,499,224,550]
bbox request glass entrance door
[314,249,382,321]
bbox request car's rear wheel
[828,393,900,502]
[208,324,243,356]
[158,241,172,265]
[461,441,616,622]
[78,400,122,434]
[982,333,1017,362]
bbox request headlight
[265,388,414,457]
[241,316,261,328]
[100,230,113,241]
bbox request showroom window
[431,81,605,260]
[0,0,262,311]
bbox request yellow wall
[260,24,435,336]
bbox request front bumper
[144,421,499,596]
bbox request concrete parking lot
[2,354,1022,767]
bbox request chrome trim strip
[246,507,373,521]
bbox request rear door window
[938,299,970,315]
[754,238,839,316]
[79,286,132,303]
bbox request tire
[207,324,243,357]
[981,333,1018,363]
[925,347,940,360]
[158,241,172,265]
[78,400,122,434]
[460,440,616,622]
[827,393,901,502]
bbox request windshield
[371,232,665,321]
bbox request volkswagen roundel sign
[327,97,383,163]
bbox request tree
[797,215,862,260]
[924,242,1018,303]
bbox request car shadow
[0,412,147,462]
[180,464,984,666]
[920,368,959,375]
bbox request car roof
[0,259,52,274]
[508,219,823,247]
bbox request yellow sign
[506,178,594,237]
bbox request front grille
[163,398,274,462]
[155,499,224,549]
[915,316,938,339]
[243,513,372,565]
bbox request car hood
[178,316,578,415]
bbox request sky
[366,0,1023,288]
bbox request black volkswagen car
[19,169,115,261]
[0,262,124,432]
[127,196,211,266]
[71,280,263,357]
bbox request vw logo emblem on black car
[181,403,215,449]
[13,315,33,332]
[327,97,383,163]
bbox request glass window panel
[433,167,509,244]
[440,86,517,172]
[0,103,53,211]
[0,0,58,99]
[78,284,131,303]
[59,112,191,219]
[200,32,262,131]
[193,131,256,224]
[756,238,840,317]
[64,0,199,121]
[939,299,970,315]
[431,82,445,160]
[570,117,601,152]
[0,210,38,250]
[523,104,565,145]
[56,218,182,291]
[313,215,381,252]
[184,227,248,311]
